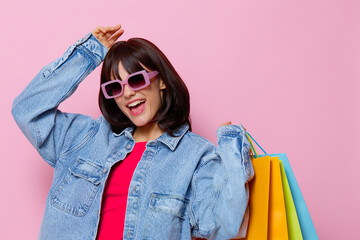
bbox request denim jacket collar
[113,123,189,151]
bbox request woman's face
[113,61,166,127]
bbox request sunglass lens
[105,82,122,97]
[128,74,146,89]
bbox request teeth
[128,100,145,108]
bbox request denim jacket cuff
[216,123,254,183]
[79,32,109,65]
[216,123,246,138]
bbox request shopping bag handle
[245,132,267,158]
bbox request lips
[126,99,146,108]
[129,101,146,116]
[126,99,146,116]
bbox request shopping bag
[242,135,288,240]
[247,132,319,240]
[241,155,271,239]
[268,156,289,240]
[271,153,318,240]
[279,161,303,240]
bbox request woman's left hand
[219,121,232,127]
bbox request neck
[132,122,165,143]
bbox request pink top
[96,141,147,240]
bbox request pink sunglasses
[101,70,159,99]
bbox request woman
[11,24,254,240]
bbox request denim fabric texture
[11,33,254,240]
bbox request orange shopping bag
[243,134,288,240]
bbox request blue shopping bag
[246,132,319,240]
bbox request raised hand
[91,24,124,49]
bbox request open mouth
[127,100,146,115]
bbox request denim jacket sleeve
[189,124,254,240]
[11,33,108,168]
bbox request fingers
[102,25,124,43]
[91,24,124,49]
[107,28,124,45]
[102,25,121,37]
[92,24,122,38]
[219,121,232,127]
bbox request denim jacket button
[126,144,131,150]
[103,168,107,173]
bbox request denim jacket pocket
[50,157,103,217]
[142,193,189,239]
[149,192,189,219]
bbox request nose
[123,84,136,98]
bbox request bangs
[102,41,155,82]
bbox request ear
[159,78,166,90]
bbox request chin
[131,118,151,127]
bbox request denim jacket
[11,33,254,240]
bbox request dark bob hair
[98,37,191,136]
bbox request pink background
[1,0,359,239]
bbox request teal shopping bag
[246,132,319,240]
